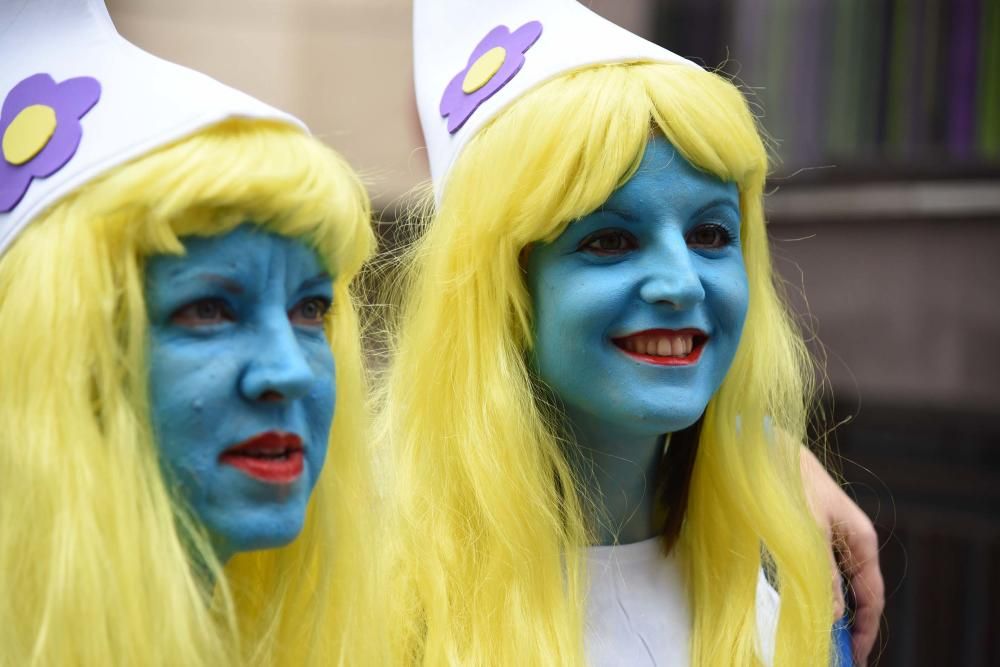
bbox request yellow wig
[0,120,379,666]
[378,63,833,665]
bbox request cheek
[303,352,335,470]
[532,261,629,335]
[147,337,239,463]
[306,375,335,433]
[530,267,629,393]
[703,259,749,333]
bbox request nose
[239,316,315,403]
[638,232,705,309]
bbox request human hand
[800,447,885,666]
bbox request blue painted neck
[559,404,667,546]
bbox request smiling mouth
[612,328,708,366]
[219,431,304,483]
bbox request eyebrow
[690,198,740,219]
[595,196,740,225]
[592,205,639,223]
[299,272,333,289]
[180,272,332,296]
[198,274,244,294]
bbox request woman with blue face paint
[377,1,880,665]
[0,2,379,664]
[146,226,343,560]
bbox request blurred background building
[107,0,999,664]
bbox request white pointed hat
[414,0,699,199]
[0,0,307,257]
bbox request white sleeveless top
[584,537,779,667]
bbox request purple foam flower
[0,73,102,212]
[439,21,543,134]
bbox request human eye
[577,228,638,257]
[170,298,235,327]
[686,223,733,250]
[290,296,332,327]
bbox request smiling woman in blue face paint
[146,225,336,560]
[526,136,748,448]
[384,46,882,663]
[523,135,751,547]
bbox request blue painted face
[525,136,749,437]
[145,225,335,559]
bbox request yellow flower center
[3,104,57,166]
[462,46,507,94]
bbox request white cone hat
[0,0,307,257]
[414,0,699,199]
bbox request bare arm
[801,447,885,667]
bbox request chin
[204,505,308,554]
[614,398,709,436]
[234,525,304,552]
[641,411,704,436]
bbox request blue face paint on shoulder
[145,224,336,561]
[525,136,749,438]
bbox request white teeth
[621,333,697,357]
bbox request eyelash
[686,223,734,249]
[290,297,332,326]
[169,296,333,328]
[577,229,638,256]
[577,222,735,256]
[170,298,234,326]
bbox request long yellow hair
[0,120,380,666]
[378,63,833,665]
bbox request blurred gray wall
[107,0,427,202]
[770,189,1000,414]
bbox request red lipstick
[219,431,304,483]
[612,328,708,366]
